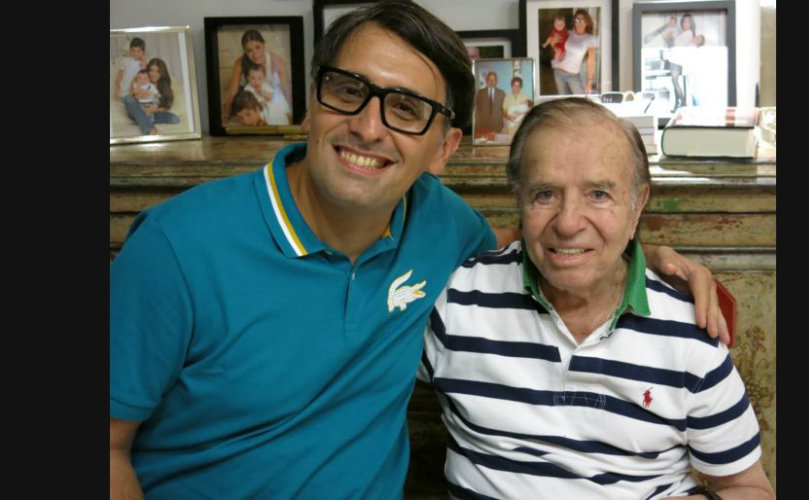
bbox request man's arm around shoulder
[110,418,144,500]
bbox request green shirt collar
[521,239,650,331]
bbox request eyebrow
[523,180,617,192]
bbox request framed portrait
[313,0,379,45]
[633,1,736,121]
[110,26,202,145]
[521,0,618,97]
[204,16,306,136]
[457,29,526,60]
[472,58,536,146]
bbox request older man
[474,71,506,136]
[420,98,774,500]
[110,2,727,498]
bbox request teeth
[554,248,587,255]
[341,149,383,169]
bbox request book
[661,107,760,158]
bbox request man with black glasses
[110,2,727,499]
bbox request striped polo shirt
[419,239,761,500]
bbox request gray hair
[506,97,650,207]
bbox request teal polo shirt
[110,143,496,500]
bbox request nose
[553,196,587,237]
[348,95,387,143]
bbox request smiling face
[519,120,647,300]
[148,63,162,84]
[298,23,460,215]
[248,67,265,91]
[244,40,265,65]
[511,79,522,95]
[574,14,588,34]
[135,72,150,87]
[553,17,566,31]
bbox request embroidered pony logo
[387,269,426,312]
[642,387,654,408]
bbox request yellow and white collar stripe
[263,164,308,257]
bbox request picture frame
[457,29,526,60]
[204,16,306,136]
[520,0,618,97]
[633,1,736,121]
[110,26,202,145]
[313,0,379,46]
[471,58,536,146]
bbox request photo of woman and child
[110,31,196,140]
[538,8,600,95]
[218,27,293,127]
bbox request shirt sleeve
[418,288,450,384]
[110,215,194,422]
[686,343,763,476]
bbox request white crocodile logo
[387,269,427,312]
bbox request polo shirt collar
[521,238,650,330]
[259,142,407,259]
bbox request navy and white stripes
[418,241,761,500]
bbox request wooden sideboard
[110,136,776,497]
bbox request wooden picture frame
[110,26,202,145]
[633,0,736,121]
[204,16,306,136]
[520,0,618,97]
[471,58,536,146]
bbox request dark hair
[310,0,474,129]
[506,97,650,206]
[680,13,695,33]
[511,76,523,87]
[245,60,266,76]
[240,29,266,79]
[146,58,173,109]
[231,89,262,116]
[574,9,595,35]
[130,37,145,51]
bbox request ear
[427,127,463,176]
[631,184,650,235]
[300,82,316,131]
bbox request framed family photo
[457,29,526,60]
[521,0,617,97]
[633,1,736,120]
[472,58,536,146]
[204,16,306,136]
[110,26,202,145]
[313,0,379,45]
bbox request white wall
[110,0,762,133]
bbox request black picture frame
[457,29,527,59]
[313,0,379,46]
[633,1,736,122]
[520,0,619,96]
[204,16,306,136]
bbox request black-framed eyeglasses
[315,65,455,136]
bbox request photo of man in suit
[474,71,505,137]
